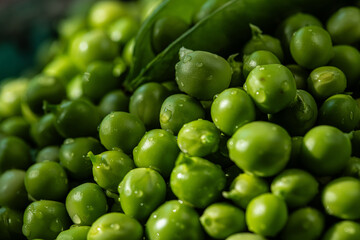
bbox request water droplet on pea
[110,223,120,230]
[196,62,203,68]
[183,55,192,63]
[207,75,213,81]
[255,89,266,103]
[350,111,354,120]
[160,110,172,123]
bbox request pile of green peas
[1,0,360,239]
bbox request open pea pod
[124,0,339,91]
[127,0,207,83]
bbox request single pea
[243,24,284,62]
[30,113,63,148]
[58,16,87,41]
[82,61,120,103]
[0,207,25,239]
[88,1,127,28]
[25,75,66,115]
[98,89,129,118]
[307,66,347,100]
[35,145,60,163]
[246,193,288,237]
[51,98,101,138]
[22,200,71,240]
[322,177,360,220]
[108,16,139,45]
[59,137,105,180]
[271,168,318,208]
[66,183,108,226]
[322,221,360,240]
[242,50,281,79]
[300,125,351,176]
[177,119,220,157]
[88,150,135,193]
[152,16,189,54]
[226,233,267,240]
[244,64,297,114]
[133,129,179,178]
[0,78,28,119]
[99,111,146,153]
[129,82,170,129]
[43,55,79,84]
[0,136,32,173]
[329,45,360,89]
[159,94,205,135]
[343,156,360,178]
[170,153,226,208]
[200,202,246,239]
[87,212,143,240]
[326,6,360,45]
[0,169,29,210]
[146,200,204,240]
[223,173,269,209]
[318,94,360,132]
[228,121,291,177]
[0,116,30,141]
[56,226,90,240]
[118,168,166,221]
[280,207,325,240]
[268,89,318,136]
[175,48,232,100]
[290,26,333,69]
[211,88,256,136]
[69,30,118,70]
[25,161,69,201]
[286,64,309,90]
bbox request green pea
[87,212,142,240]
[175,48,232,100]
[0,116,30,141]
[0,207,25,239]
[268,89,318,136]
[59,137,105,180]
[88,1,127,28]
[108,16,139,45]
[318,94,360,132]
[200,202,246,239]
[30,113,63,148]
[146,200,204,240]
[160,94,205,135]
[342,156,360,178]
[43,55,79,84]
[193,0,229,23]
[300,125,351,176]
[118,168,166,221]
[58,16,87,42]
[56,226,90,240]
[246,193,288,237]
[322,177,360,220]
[98,90,129,118]
[88,150,135,193]
[322,221,360,240]
[286,64,309,90]
[242,50,281,79]
[223,173,269,209]
[170,153,226,208]
[129,82,170,129]
[99,111,146,153]
[244,64,297,114]
[226,233,267,240]
[66,74,83,100]
[280,207,325,240]
[122,37,135,66]
[290,26,333,69]
[228,121,291,177]
[0,78,28,119]
[22,200,71,240]
[307,66,347,100]
[0,169,29,210]
[133,129,179,178]
[35,145,60,163]
[66,183,108,226]
[326,6,360,45]
[0,136,32,173]
[271,168,318,208]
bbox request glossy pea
[175,48,232,100]
[318,94,360,132]
[35,145,60,163]
[0,78,28,119]
[108,16,139,45]
[55,226,90,240]
[59,137,105,180]
[87,212,143,240]
[129,82,170,129]
[211,88,256,136]
[0,136,32,173]
[88,150,135,193]
[300,125,351,176]
[30,113,63,148]
[0,169,29,209]
[66,183,108,226]
[58,16,87,41]
[271,168,318,208]
[244,64,297,114]
[0,116,30,141]
[228,121,291,177]
[98,89,129,118]
[193,0,229,23]
[122,37,135,66]
[223,173,269,209]
[22,200,71,240]
[25,161,69,201]
[133,129,179,178]
[88,1,127,28]
[242,50,280,79]
[146,200,204,240]
[118,168,166,221]
[66,74,83,100]
[159,94,205,134]
[99,111,146,153]
[170,154,226,208]
[43,55,79,84]
[200,202,246,239]
[322,221,360,240]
